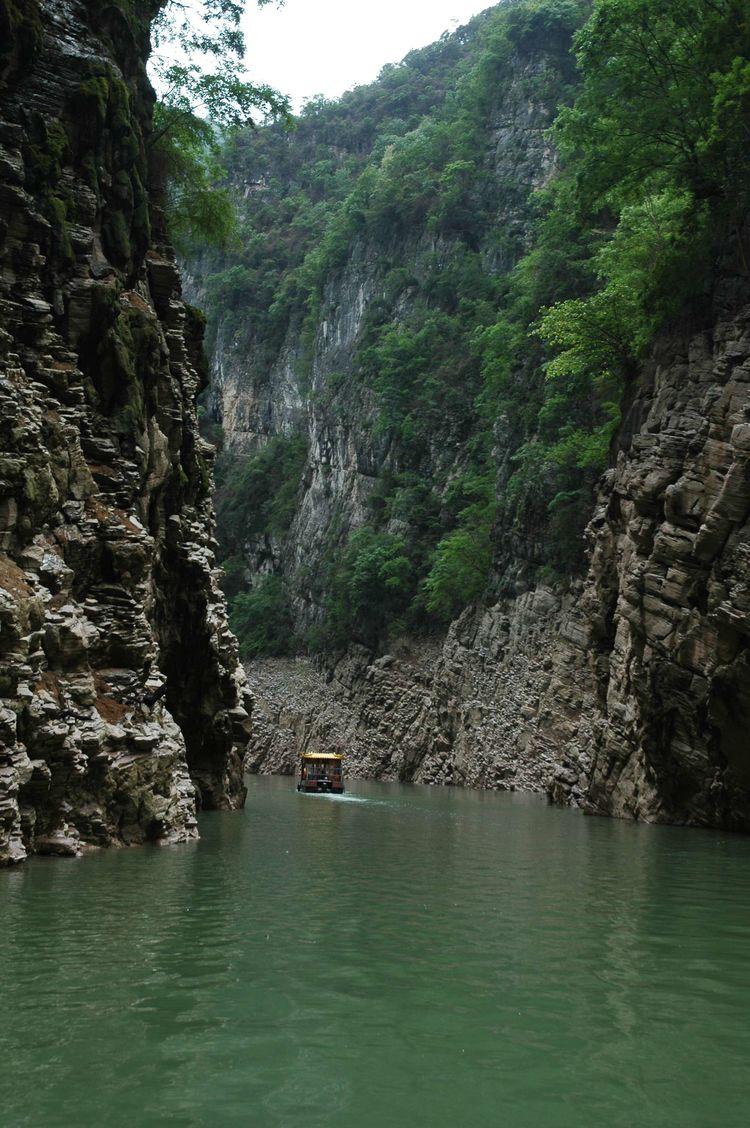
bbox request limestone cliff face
[246,298,750,832]
[564,299,750,830]
[0,0,251,864]
[210,46,564,631]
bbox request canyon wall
[198,9,574,631]
[246,299,750,832]
[0,0,251,864]
[196,1,750,831]
[246,588,593,801]
[574,299,750,829]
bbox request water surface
[2,777,749,1126]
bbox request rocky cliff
[195,2,581,639]
[246,296,750,833]
[570,298,750,829]
[0,0,251,865]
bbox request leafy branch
[148,0,291,249]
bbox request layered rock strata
[564,300,750,830]
[0,0,250,864]
[246,586,593,801]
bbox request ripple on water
[1,776,750,1128]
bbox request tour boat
[297,752,345,794]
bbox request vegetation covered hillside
[190,0,750,658]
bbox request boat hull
[297,782,344,794]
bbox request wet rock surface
[0,0,249,864]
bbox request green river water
[1,776,749,1127]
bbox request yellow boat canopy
[302,752,344,762]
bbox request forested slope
[190,0,589,652]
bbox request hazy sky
[242,1,493,110]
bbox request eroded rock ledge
[572,300,750,830]
[0,0,250,864]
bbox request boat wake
[308,792,370,804]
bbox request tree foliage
[230,576,295,658]
[478,0,750,575]
[149,0,290,249]
[215,434,307,557]
[318,530,415,650]
[215,434,306,656]
[423,473,496,621]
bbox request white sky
[242,1,494,111]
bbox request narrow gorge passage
[195,0,750,830]
[1,0,749,1123]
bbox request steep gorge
[196,0,750,831]
[239,280,750,833]
[0,0,251,864]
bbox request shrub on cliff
[231,576,295,659]
[319,530,415,650]
[215,435,308,560]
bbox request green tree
[149,1,291,249]
[556,0,750,257]
[323,530,414,648]
[215,435,307,560]
[230,576,295,658]
[423,474,495,621]
[534,0,750,482]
